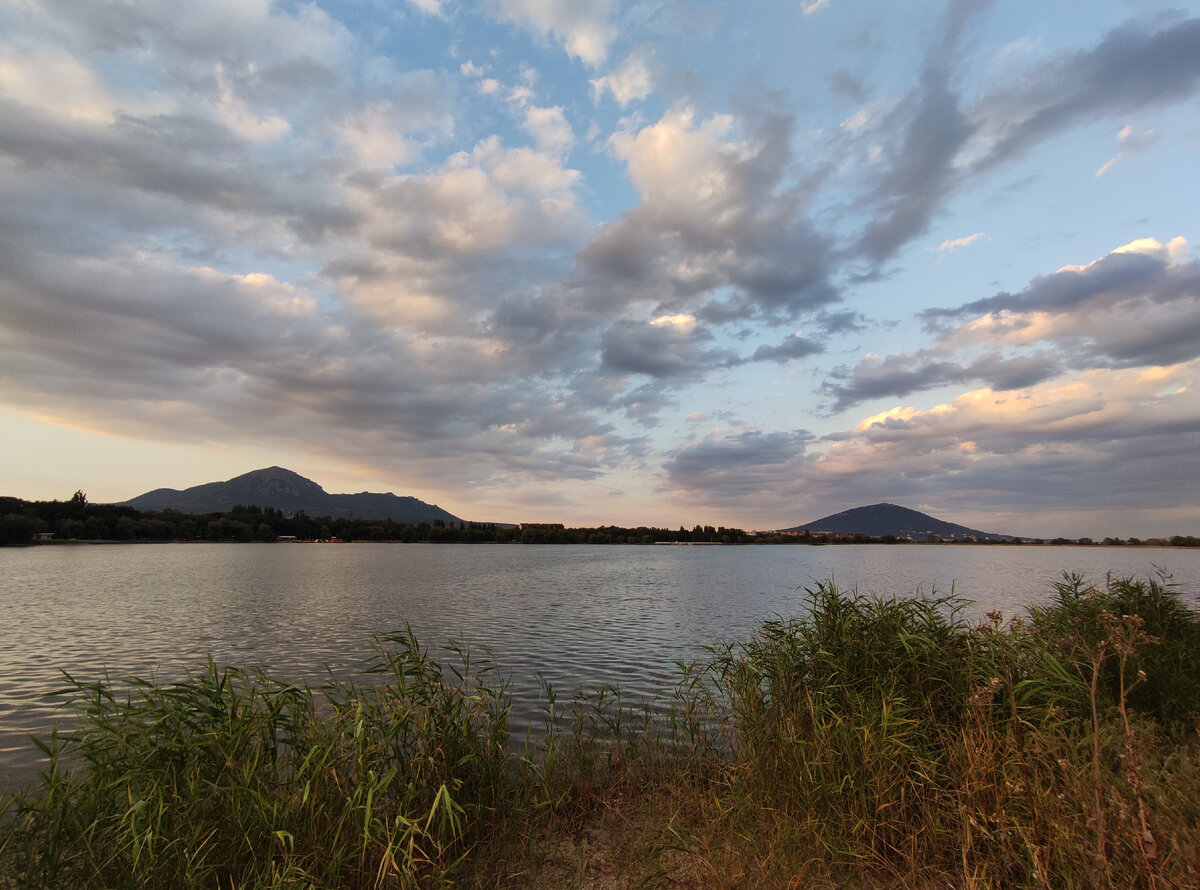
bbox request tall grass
[3,575,1199,888]
[1,628,512,888]
[693,575,1200,887]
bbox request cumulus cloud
[824,365,1200,510]
[928,237,1194,321]
[600,317,739,378]
[580,105,837,320]
[522,104,574,153]
[590,50,654,106]
[407,0,445,17]
[0,47,169,124]
[493,0,617,66]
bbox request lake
[3,542,1198,792]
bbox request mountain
[119,467,463,524]
[779,503,1016,542]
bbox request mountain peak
[228,467,328,498]
[781,503,1014,541]
[119,467,460,524]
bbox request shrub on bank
[2,574,1198,888]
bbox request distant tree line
[2,492,1198,548]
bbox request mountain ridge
[779,503,1017,541]
[119,467,463,525]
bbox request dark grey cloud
[813,309,868,335]
[750,332,825,363]
[926,247,1198,319]
[912,242,1200,375]
[855,71,974,265]
[600,319,738,378]
[969,17,1200,171]
[662,429,813,498]
[829,69,868,104]
[823,350,1062,412]
[0,100,357,254]
[1084,300,1200,369]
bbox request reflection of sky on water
[2,542,1197,791]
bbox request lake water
[3,542,1198,792]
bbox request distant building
[517,523,565,530]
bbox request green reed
[1,628,513,889]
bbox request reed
[1,628,514,888]
[3,575,1199,889]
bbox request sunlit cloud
[590,50,654,106]
[936,232,984,252]
[0,47,168,124]
[1095,123,1158,177]
[494,0,617,66]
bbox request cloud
[928,237,1193,320]
[1095,123,1158,177]
[590,50,654,106]
[580,105,837,320]
[664,364,1200,523]
[965,18,1200,171]
[750,331,826,363]
[407,0,445,17]
[0,238,638,492]
[834,364,1200,498]
[831,17,1200,272]
[824,238,1200,411]
[522,104,574,153]
[2,0,1200,534]
[663,429,815,498]
[936,232,984,252]
[823,350,1062,412]
[493,0,617,66]
[853,70,974,264]
[336,74,458,169]
[600,318,739,378]
[0,47,168,124]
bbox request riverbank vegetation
[3,493,1198,546]
[3,573,1200,888]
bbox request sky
[1,0,1199,539]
